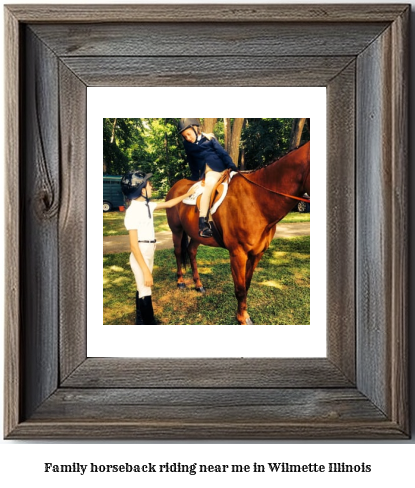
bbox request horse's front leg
[230,251,252,325]
[172,230,186,289]
[188,239,205,293]
[245,252,264,292]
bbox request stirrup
[199,226,213,238]
[199,217,213,238]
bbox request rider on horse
[178,118,238,238]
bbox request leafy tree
[144,118,189,195]
[241,118,294,170]
[103,118,145,175]
[290,118,309,150]
[103,118,310,197]
[201,118,217,134]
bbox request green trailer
[103,175,125,212]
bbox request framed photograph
[95,93,324,358]
[4,4,409,439]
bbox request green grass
[103,236,310,325]
[103,209,310,236]
[280,212,310,224]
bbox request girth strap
[208,218,226,249]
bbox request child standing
[178,118,238,237]
[121,170,195,324]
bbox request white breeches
[129,243,156,297]
[200,169,223,217]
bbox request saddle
[182,169,238,247]
[183,169,237,215]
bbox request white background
[88,87,326,357]
[1,0,414,486]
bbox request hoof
[177,283,186,290]
[195,287,206,294]
[246,316,254,325]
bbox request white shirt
[124,200,157,241]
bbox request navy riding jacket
[183,135,238,181]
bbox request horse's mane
[239,143,306,174]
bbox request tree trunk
[238,119,248,170]
[202,118,217,134]
[289,118,306,150]
[110,118,117,144]
[224,118,232,153]
[239,147,245,170]
[229,118,244,166]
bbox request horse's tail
[181,231,189,269]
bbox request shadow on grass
[103,236,310,325]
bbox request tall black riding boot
[139,295,157,325]
[199,216,213,238]
[135,291,144,325]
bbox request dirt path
[103,222,310,255]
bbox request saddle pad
[210,171,237,214]
[183,180,228,213]
[182,171,237,211]
[210,183,228,215]
[183,181,204,205]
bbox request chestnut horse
[166,141,310,325]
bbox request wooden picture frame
[4,4,409,439]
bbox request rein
[236,171,310,203]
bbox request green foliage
[103,118,310,197]
[103,118,147,175]
[241,118,293,169]
[143,118,189,196]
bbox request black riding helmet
[121,170,153,200]
[178,118,200,137]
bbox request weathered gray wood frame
[4,4,409,439]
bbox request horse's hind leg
[188,239,205,293]
[172,230,186,289]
